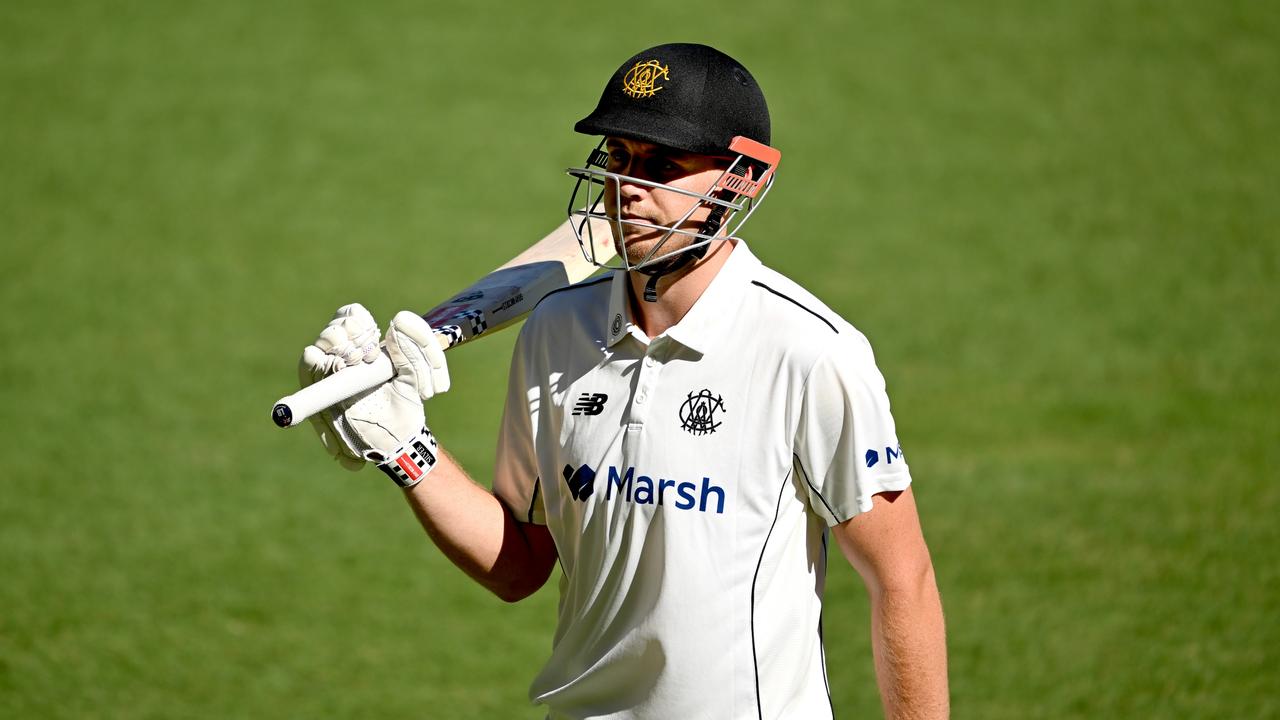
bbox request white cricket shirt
[494,241,911,720]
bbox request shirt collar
[605,269,636,347]
[603,241,761,354]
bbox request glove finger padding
[385,311,451,403]
[315,304,381,366]
[301,342,345,379]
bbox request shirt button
[643,357,655,368]
[636,391,648,404]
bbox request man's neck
[626,239,736,339]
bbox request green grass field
[3,1,1276,717]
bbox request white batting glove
[298,304,450,485]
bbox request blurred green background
[2,1,1276,717]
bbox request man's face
[601,137,731,266]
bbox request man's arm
[401,449,558,603]
[833,488,949,719]
[294,305,557,604]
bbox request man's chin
[617,233,661,255]
[615,223,714,265]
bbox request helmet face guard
[566,136,782,271]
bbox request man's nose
[609,169,647,204]
[617,174,646,201]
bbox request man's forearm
[401,448,556,602]
[870,566,949,719]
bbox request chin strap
[637,164,749,303]
[639,250,700,302]
[643,273,660,303]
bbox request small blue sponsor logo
[866,444,905,468]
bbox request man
[300,43,948,719]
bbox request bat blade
[271,215,614,428]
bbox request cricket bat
[271,214,615,428]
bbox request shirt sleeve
[794,332,912,525]
[492,326,547,525]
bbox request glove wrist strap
[367,428,439,489]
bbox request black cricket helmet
[567,43,782,272]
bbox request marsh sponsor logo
[865,444,905,468]
[561,463,726,513]
[562,464,597,501]
[606,466,725,514]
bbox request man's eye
[647,158,680,176]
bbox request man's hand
[298,304,450,471]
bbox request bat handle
[271,352,394,428]
[271,326,460,428]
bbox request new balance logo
[572,393,608,416]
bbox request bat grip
[271,352,395,428]
[272,325,460,428]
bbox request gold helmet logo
[621,60,670,99]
